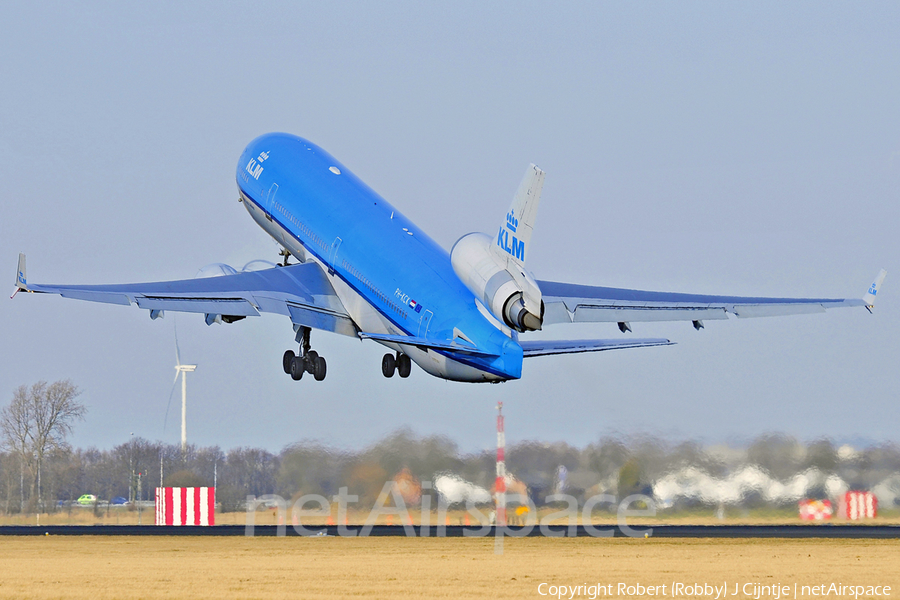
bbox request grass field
[0,536,897,599]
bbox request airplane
[12,133,887,383]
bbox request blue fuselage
[235,133,522,382]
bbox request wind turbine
[164,319,196,454]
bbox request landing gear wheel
[382,353,396,378]
[305,350,319,374]
[290,356,305,380]
[283,350,295,374]
[397,353,411,378]
[287,327,327,382]
[314,356,327,381]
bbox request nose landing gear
[283,326,327,381]
[381,352,411,378]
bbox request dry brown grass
[0,536,896,599]
[5,506,899,527]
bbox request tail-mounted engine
[451,232,543,332]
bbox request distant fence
[155,487,216,526]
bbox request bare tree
[1,386,33,511]
[0,380,86,514]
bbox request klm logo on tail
[492,164,542,264]
[506,211,518,233]
[498,210,525,261]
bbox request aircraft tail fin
[11,253,27,298]
[491,164,544,266]
[863,268,887,311]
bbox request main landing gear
[283,326,327,381]
[381,352,411,378]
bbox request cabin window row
[273,201,327,252]
[342,260,406,319]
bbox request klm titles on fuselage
[498,210,525,261]
[245,151,270,181]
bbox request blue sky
[1,2,897,453]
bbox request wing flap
[521,338,674,357]
[134,297,260,316]
[571,305,730,323]
[731,303,829,318]
[287,303,357,337]
[57,290,133,306]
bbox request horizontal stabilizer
[358,332,500,357]
[521,338,674,357]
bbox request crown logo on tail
[506,211,518,233]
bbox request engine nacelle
[450,232,543,332]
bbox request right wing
[12,254,357,336]
[539,269,886,326]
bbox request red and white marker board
[798,499,833,521]
[155,487,216,526]
[841,491,877,520]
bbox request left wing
[539,269,886,327]
[12,254,357,336]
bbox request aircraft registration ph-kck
[12,133,887,383]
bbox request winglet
[863,268,887,312]
[11,253,27,298]
[491,164,544,266]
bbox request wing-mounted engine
[193,260,278,324]
[196,260,277,279]
[451,232,543,332]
